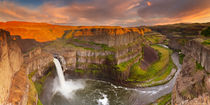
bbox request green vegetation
[28,69,38,79]
[151,93,171,105]
[144,34,165,44]
[75,69,85,74]
[153,59,174,82]
[34,71,52,95]
[27,79,41,105]
[201,27,210,37]
[72,38,116,52]
[178,53,185,64]
[37,99,43,105]
[107,54,115,61]
[128,45,175,85]
[129,62,146,79]
[202,39,210,45]
[196,61,204,70]
[177,39,188,45]
[27,68,51,105]
[116,54,141,72]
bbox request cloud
[0,0,142,25]
[0,0,210,26]
[137,0,210,23]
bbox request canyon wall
[0,29,23,104]
[182,39,210,72]
[0,29,53,105]
[0,26,165,104]
[55,30,165,84]
[63,27,151,46]
[168,38,210,105]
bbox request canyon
[0,21,209,105]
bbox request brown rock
[0,29,23,104]
[140,46,159,70]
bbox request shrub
[178,53,185,64]
[201,27,210,37]
[196,61,204,70]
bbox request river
[40,52,182,105]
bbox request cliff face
[63,27,151,46]
[0,29,53,105]
[182,39,210,73]
[23,47,53,81]
[0,29,23,104]
[49,31,165,84]
[168,38,210,105]
[0,21,151,43]
[172,54,210,105]
[149,23,210,36]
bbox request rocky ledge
[0,29,23,104]
[167,37,210,105]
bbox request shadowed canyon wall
[167,37,210,105]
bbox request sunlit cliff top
[0,21,151,42]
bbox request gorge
[0,22,210,105]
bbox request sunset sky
[0,0,210,26]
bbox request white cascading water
[53,58,66,88]
[53,58,85,98]
[97,92,109,105]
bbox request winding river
[40,52,182,105]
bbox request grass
[128,45,174,83]
[144,34,165,44]
[202,39,210,45]
[27,79,40,105]
[152,58,174,82]
[34,71,52,96]
[178,53,185,64]
[151,93,171,105]
[37,99,43,105]
[28,69,38,79]
[75,69,85,74]
[116,54,141,72]
[27,70,45,105]
[72,38,116,52]
[196,61,204,70]
[129,62,146,80]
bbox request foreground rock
[168,38,210,105]
[0,30,23,104]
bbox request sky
[0,0,210,26]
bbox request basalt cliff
[150,23,210,105]
[0,22,209,105]
[0,29,23,104]
[0,24,169,105]
[169,38,210,105]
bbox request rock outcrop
[49,29,165,84]
[172,54,210,105]
[24,47,53,81]
[182,39,210,73]
[168,37,210,105]
[63,27,151,46]
[0,29,53,105]
[140,46,159,70]
[0,29,23,104]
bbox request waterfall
[53,58,65,88]
[52,57,85,99]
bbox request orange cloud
[0,0,210,26]
[147,1,151,6]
